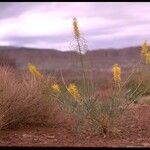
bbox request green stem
[76,38,87,95]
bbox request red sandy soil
[0,104,149,147]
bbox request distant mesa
[0,45,141,71]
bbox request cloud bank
[0,2,150,51]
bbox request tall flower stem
[73,17,87,90]
[76,38,86,88]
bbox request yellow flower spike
[145,52,150,64]
[141,40,148,57]
[51,84,61,93]
[73,17,80,39]
[28,63,43,78]
[68,83,81,101]
[112,64,121,83]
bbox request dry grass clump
[0,66,58,130]
[126,71,150,103]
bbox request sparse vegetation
[0,17,149,148]
[0,66,61,130]
[42,18,150,136]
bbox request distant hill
[0,46,141,72]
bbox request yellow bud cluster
[73,17,80,39]
[141,40,148,57]
[145,52,150,64]
[141,40,150,64]
[112,64,121,83]
[68,83,80,100]
[51,84,61,93]
[28,63,43,78]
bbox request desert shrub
[126,71,150,101]
[48,77,143,136]
[47,19,150,137]
[0,66,58,130]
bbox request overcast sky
[0,2,150,51]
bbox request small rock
[47,135,55,139]
[32,138,39,143]
[137,138,142,141]
[42,141,48,144]
[86,136,90,139]
[22,134,32,138]
[53,139,57,142]
[142,143,150,147]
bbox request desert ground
[0,101,149,147]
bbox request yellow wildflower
[68,83,80,100]
[145,52,150,64]
[28,63,43,78]
[51,84,61,93]
[73,17,80,39]
[141,40,148,57]
[112,64,121,83]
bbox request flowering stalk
[73,17,80,40]
[145,52,150,64]
[141,40,148,58]
[67,83,81,101]
[112,64,121,89]
[28,63,43,78]
[51,84,61,93]
[73,17,86,86]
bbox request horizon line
[0,45,141,52]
